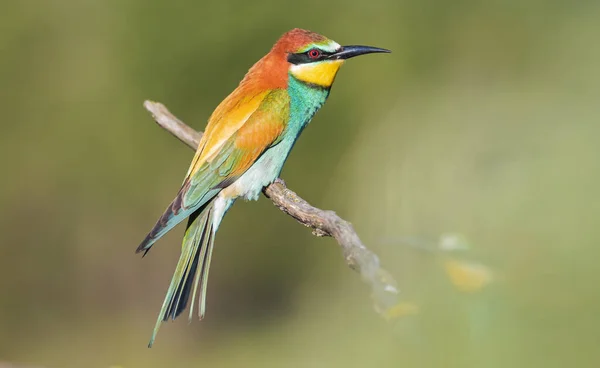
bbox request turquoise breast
[232,75,330,201]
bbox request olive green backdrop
[1,1,598,367]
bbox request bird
[136,28,390,347]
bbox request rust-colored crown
[271,28,328,54]
[242,28,329,90]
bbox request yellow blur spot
[443,258,493,293]
[382,302,420,320]
[290,60,344,87]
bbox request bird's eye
[307,49,321,59]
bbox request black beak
[329,45,391,60]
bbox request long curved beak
[329,45,391,60]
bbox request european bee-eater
[137,28,390,347]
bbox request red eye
[308,49,321,59]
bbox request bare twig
[143,100,400,312]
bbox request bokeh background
[1,1,599,367]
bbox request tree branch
[143,100,400,314]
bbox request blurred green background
[1,0,599,367]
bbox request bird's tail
[148,199,217,348]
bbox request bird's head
[282,29,390,88]
[245,29,390,90]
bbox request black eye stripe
[287,49,335,65]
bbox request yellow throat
[289,60,344,88]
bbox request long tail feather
[198,228,216,320]
[168,211,205,319]
[188,226,214,322]
[147,200,215,348]
[176,213,215,320]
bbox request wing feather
[185,90,270,178]
[136,88,289,254]
[182,89,289,206]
